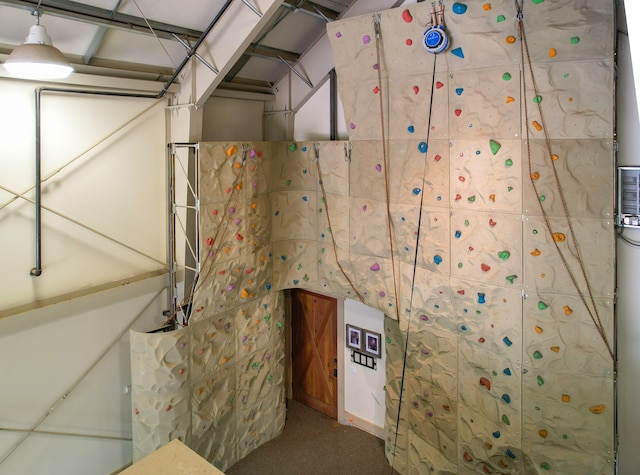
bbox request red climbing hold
[479,377,491,390]
[464,451,474,462]
[455,109,462,116]
[434,154,442,161]
[455,194,462,201]
[436,81,444,89]
[489,219,497,226]
[402,9,413,22]
[481,263,491,272]
[373,86,380,94]
[406,39,413,46]
[457,289,465,295]
[413,85,419,94]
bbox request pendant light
[4,10,73,80]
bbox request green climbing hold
[562,434,568,440]
[539,195,546,202]
[508,186,514,192]
[502,414,511,425]
[464,219,470,226]
[540,462,551,471]
[532,229,538,234]
[264,314,271,322]
[288,143,297,151]
[458,262,463,269]
[563,73,570,78]
[490,139,502,155]
[321,248,326,253]
[386,336,392,344]
[502,72,512,81]
[276,321,283,329]
[285,179,292,186]
[570,36,580,44]
[537,375,545,386]
[506,275,517,284]
[267,374,273,382]
[538,301,548,310]
[497,14,506,22]
[468,195,476,203]
[533,95,543,104]
[532,0,544,4]
[505,158,513,167]
[251,362,260,368]
[318,259,323,265]
[498,251,511,260]
[533,350,543,359]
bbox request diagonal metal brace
[172,33,219,74]
[277,54,313,88]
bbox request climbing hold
[550,346,560,352]
[288,143,297,152]
[535,326,543,334]
[408,125,415,133]
[373,86,380,94]
[551,153,559,161]
[350,122,356,130]
[563,305,573,315]
[536,375,545,386]
[376,164,382,172]
[552,232,566,242]
[477,293,486,304]
[335,32,342,38]
[589,404,606,414]
[540,462,551,470]
[503,337,512,346]
[413,85,420,94]
[533,350,543,359]
[493,431,501,438]
[537,301,548,310]
[285,179,291,186]
[226,145,237,157]
[505,449,516,460]
[562,394,570,402]
[434,255,443,265]
[402,9,413,22]
[463,451,473,462]
[502,394,511,404]
[502,415,510,425]
[266,282,271,290]
[413,188,422,195]
[456,88,464,95]
[532,120,543,131]
[480,377,492,390]
[506,275,517,284]
[458,175,465,182]
[533,95,543,104]
[452,3,467,14]
[548,48,557,58]
[506,96,515,103]
[418,142,428,153]
[539,429,548,438]
[506,35,516,44]
[370,262,381,271]
[531,248,541,256]
[468,195,476,202]
[451,47,464,58]
[532,0,544,3]
[489,193,496,202]
[478,337,485,343]
[570,36,580,44]
[503,368,512,376]
[434,154,442,162]
[490,139,502,155]
[489,218,497,227]
[531,171,540,180]
[483,3,492,11]
[455,109,462,117]
[363,35,371,44]
[498,251,510,260]
[481,263,491,272]
[497,14,505,22]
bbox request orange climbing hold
[535,326,543,334]
[479,377,492,390]
[221,357,230,364]
[506,96,515,103]
[550,346,560,352]
[489,194,496,202]
[562,394,570,402]
[506,35,516,44]
[538,429,548,438]
[482,3,492,11]
[590,404,606,414]
[531,171,540,180]
[532,120,543,131]
[531,248,541,256]
[549,48,557,58]
[563,305,573,315]
[552,232,566,242]
[234,162,242,169]
[551,153,559,161]
[226,145,237,157]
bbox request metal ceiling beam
[0,0,202,42]
[281,1,340,21]
[83,0,123,65]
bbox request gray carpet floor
[226,399,400,475]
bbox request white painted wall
[342,299,386,437]
[202,96,264,141]
[294,80,348,141]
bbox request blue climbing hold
[434,255,443,265]
[452,2,468,14]
[503,336,513,347]
[505,448,516,460]
[503,368,512,376]
[455,230,461,238]
[418,142,428,153]
[455,87,464,95]
[451,47,464,58]
[477,293,486,304]
[493,431,501,438]
[502,394,511,404]
[413,188,422,195]
[408,125,415,133]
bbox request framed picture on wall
[346,324,363,351]
[364,330,382,358]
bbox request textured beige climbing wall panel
[327,0,615,473]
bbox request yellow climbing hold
[551,153,559,161]
[241,288,249,298]
[552,232,566,242]
[197,387,204,396]
[589,404,606,414]
[532,120,543,131]
[208,332,216,338]
[531,171,540,180]
[550,346,560,353]
[535,326,543,334]
[531,248,541,256]
[548,48,557,58]
[562,394,570,402]
[506,96,515,103]
[563,305,573,315]
[226,145,237,157]
[538,429,548,438]
[483,3,492,11]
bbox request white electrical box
[618,166,640,228]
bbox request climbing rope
[313,143,366,303]
[373,13,402,323]
[515,1,614,363]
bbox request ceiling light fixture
[4,10,73,80]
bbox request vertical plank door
[291,289,338,418]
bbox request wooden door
[291,289,338,418]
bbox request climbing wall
[327,1,615,474]
[131,143,286,471]
[131,1,615,473]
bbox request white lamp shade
[4,24,73,79]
